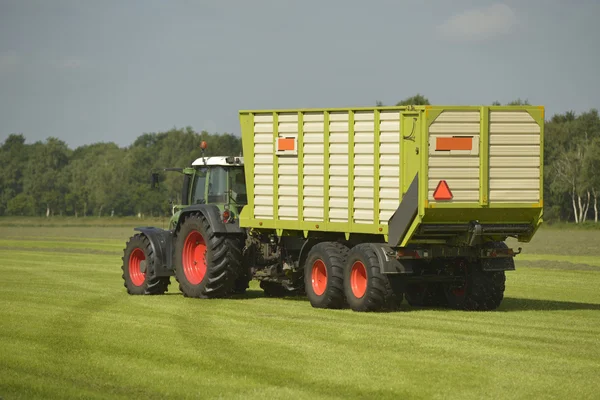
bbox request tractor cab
[155,141,247,231]
[189,155,246,211]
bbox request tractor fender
[175,204,245,235]
[133,227,174,277]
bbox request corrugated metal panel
[490,190,539,202]
[490,111,536,123]
[489,111,540,203]
[254,114,274,219]
[429,123,480,134]
[328,112,350,223]
[490,156,540,167]
[303,114,324,221]
[277,113,299,220]
[490,168,540,178]
[379,111,400,224]
[434,111,480,123]
[490,134,539,145]
[353,112,374,224]
[296,112,325,221]
[428,111,480,202]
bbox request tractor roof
[191,156,244,167]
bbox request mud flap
[367,243,415,274]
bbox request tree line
[0,128,241,218]
[1,97,599,223]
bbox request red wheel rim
[129,248,146,286]
[311,259,327,296]
[350,261,367,298]
[182,230,207,285]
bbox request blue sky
[1,0,599,148]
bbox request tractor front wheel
[174,213,241,298]
[121,233,170,295]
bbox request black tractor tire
[232,275,252,294]
[443,258,506,311]
[304,242,348,309]
[343,244,403,312]
[173,213,242,298]
[121,233,170,295]
[405,283,447,307]
[232,238,252,294]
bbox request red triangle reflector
[433,180,453,200]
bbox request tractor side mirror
[151,172,159,189]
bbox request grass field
[1,220,599,399]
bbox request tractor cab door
[228,167,247,206]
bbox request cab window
[208,167,228,203]
[191,169,207,204]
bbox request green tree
[6,193,35,216]
[396,94,430,106]
[506,98,531,106]
[22,137,70,216]
[583,137,600,222]
[0,134,29,215]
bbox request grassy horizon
[2,215,600,231]
[0,226,599,399]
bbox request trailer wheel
[343,244,402,312]
[443,259,506,311]
[174,213,241,298]
[304,242,348,309]
[121,233,170,295]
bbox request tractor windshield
[208,167,228,203]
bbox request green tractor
[121,142,302,299]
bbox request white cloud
[437,3,517,42]
[0,52,20,73]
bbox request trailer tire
[304,242,348,309]
[443,259,506,311]
[343,244,403,312]
[174,213,240,298]
[121,233,170,295]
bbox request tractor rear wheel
[232,237,252,294]
[343,244,403,312]
[121,233,170,295]
[174,213,242,298]
[304,242,348,309]
[443,258,506,311]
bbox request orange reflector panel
[433,180,453,200]
[277,138,295,151]
[436,137,472,151]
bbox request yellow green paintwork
[238,105,545,246]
